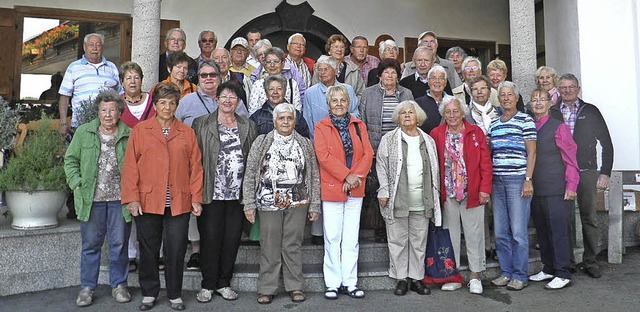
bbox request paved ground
[2,247,639,312]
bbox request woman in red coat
[430,97,492,295]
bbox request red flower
[427,257,434,267]
[444,258,455,271]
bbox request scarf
[330,112,353,156]
[470,100,498,134]
[445,125,467,201]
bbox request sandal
[257,294,274,304]
[290,290,305,302]
[347,287,365,299]
[324,288,338,300]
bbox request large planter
[6,190,66,230]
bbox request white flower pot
[6,190,66,230]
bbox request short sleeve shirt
[489,111,537,175]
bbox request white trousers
[322,196,362,288]
[443,197,486,273]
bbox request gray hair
[462,56,482,71]
[438,97,469,116]
[198,61,221,83]
[198,30,217,42]
[325,85,350,107]
[272,103,297,123]
[263,74,287,94]
[413,46,433,60]
[558,73,580,86]
[288,33,306,45]
[428,64,447,79]
[316,55,338,71]
[392,100,427,126]
[264,47,285,62]
[84,33,104,45]
[498,81,520,99]
[165,28,186,42]
[252,39,272,56]
[94,90,125,113]
[378,39,398,57]
[445,46,467,60]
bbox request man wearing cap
[229,37,256,77]
[159,28,198,84]
[245,29,262,68]
[346,36,380,81]
[401,31,462,89]
[194,30,217,67]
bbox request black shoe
[186,252,200,271]
[311,235,324,245]
[409,279,431,295]
[394,280,408,296]
[585,266,602,278]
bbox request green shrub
[0,97,21,150]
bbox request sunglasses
[199,73,219,78]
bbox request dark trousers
[135,207,190,299]
[576,170,600,267]
[532,195,572,279]
[198,200,244,290]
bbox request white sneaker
[216,287,238,300]
[529,271,554,282]
[196,288,213,303]
[441,282,462,291]
[468,279,483,294]
[545,277,571,290]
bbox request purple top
[535,115,580,192]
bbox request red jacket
[430,120,492,208]
[314,116,374,201]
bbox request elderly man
[245,29,262,68]
[229,37,256,77]
[59,33,121,132]
[399,47,452,99]
[303,55,360,245]
[549,73,614,279]
[452,56,499,106]
[402,31,462,89]
[446,46,467,83]
[159,28,198,84]
[194,30,217,67]
[286,33,315,88]
[346,36,380,81]
[213,47,248,104]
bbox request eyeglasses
[290,42,305,47]
[464,66,479,72]
[429,77,445,82]
[420,41,437,46]
[530,98,550,103]
[86,43,103,48]
[168,38,185,43]
[330,45,345,50]
[264,60,282,66]
[200,39,216,43]
[199,73,219,78]
[316,67,334,73]
[471,86,489,92]
[219,95,238,101]
[559,86,578,91]
[352,46,367,50]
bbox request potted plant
[0,117,68,230]
[0,97,21,217]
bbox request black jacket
[549,99,613,176]
[249,101,310,138]
[159,52,199,85]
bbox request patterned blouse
[212,125,245,200]
[93,132,121,202]
[444,131,468,200]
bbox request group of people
[59,27,613,311]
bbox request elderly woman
[366,40,401,87]
[446,46,467,83]
[248,41,306,98]
[120,62,155,128]
[122,82,204,311]
[154,51,198,99]
[488,81,537,291]
[191,81,257,303]
[64,90,132,307]
[486,59,525,112]
[315,85,374,299]
[250,74,310,137]
[313,34,364,99]
[248,47,302,114]
[243,103,321,304]
[415,65,452,134]
[376,100,440,296]
[528,89,579,290]
[535,66,560,104]
[430,97,493,294]
[360,58,413,242]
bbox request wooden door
[0,8,18,100]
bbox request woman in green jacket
[64,90,132,308]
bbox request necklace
[125,93,144,105]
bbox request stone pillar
[132,0,161,91]
[508,0,537,102]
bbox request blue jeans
[492,175,531,283]
[80,200,131,289]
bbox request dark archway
[224,1,345,60]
